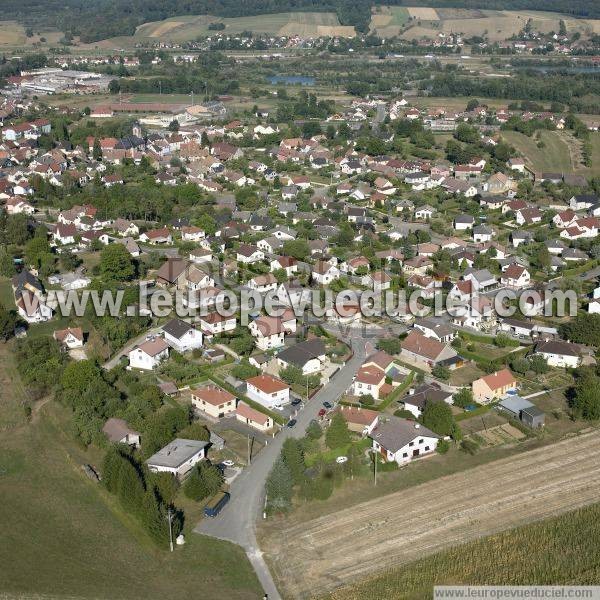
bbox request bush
[183,461,224,501]
[436,439,450,454]
[394,409,416,419]
[359,394,375,406]
[460,439,479,455]
[453,387,474,408]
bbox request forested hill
[4,0,600,42]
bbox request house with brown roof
[400,330,459,369]
[139,227,172,245]
[245,374,290,409]
[351,364,390,400]
[102,417,141,447]
[336,405,379,435]
[53,327,84,349]
[249,315,286,351]
[236,401,274,432]
[191,384,237,419]
[129,337,169,370]
[472,369,517,404]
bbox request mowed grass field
[501,130,573,173]
[0,343,261,600]
[130,11,355,43]
[0,21,27,46]
[324,501,600,600]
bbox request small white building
[145,438,209,478]
[53,327,84,349]
[236,401,273,432]
[128,337,169,370]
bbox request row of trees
[103,445,182,547]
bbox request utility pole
[372,449,378,486]
[190,90,194,107]
[166,507,174,552]
[159,80,162,96]
[247,433,251,465]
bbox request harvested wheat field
[264,430,600,599]
[407,7,439,20]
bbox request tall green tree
[281,438,306,485]
[325,412,351,450]
[100,243,135,282]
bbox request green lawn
[325,501,600,600]
[389,7,410,26]
[0,276,14,307]
[501,130,572,174]
[0,343,262,600]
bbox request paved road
[194,332,372,599]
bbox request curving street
[194,328,376,599]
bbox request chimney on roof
[414,423,420,429]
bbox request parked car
[287,419,297,428]
[221,459,234,468]
[318,408,326,417]
[291,398,302,406]
[323,401,333,409]
[273,405,284,411]
[203,491,230,517]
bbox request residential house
[277,338,326,376]
[236,244,264,264]
[102,418,141,448]
[413,318,456,343]
[245,374,290,409]
[53,327,84,349]
[401,383,454,418]
[370,417,440,465]
[15,290,53,323]
[312,260,340,285]
[191,384,237,419]
[336,405,379,435]
[472,369,517,403]
[145,438,209,478]
[249,315,286,351]
[534,340,582,368]
[162,318,203,352]
[199,312,237,337]
[128,337,169,370]
[400,330,459,369]
[501,265,531,289]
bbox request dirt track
[264,431,600,599]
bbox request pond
[268,75,316,86]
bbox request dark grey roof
[162,318,194,340]
[403,383,452,410]
[370,417,439,452]
[535,340,580,357]
[277,338,326,368]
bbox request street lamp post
[166,507,174,552]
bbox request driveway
[194,331,372,599]
[102,326,162,370]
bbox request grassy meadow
[0,343,261,600]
